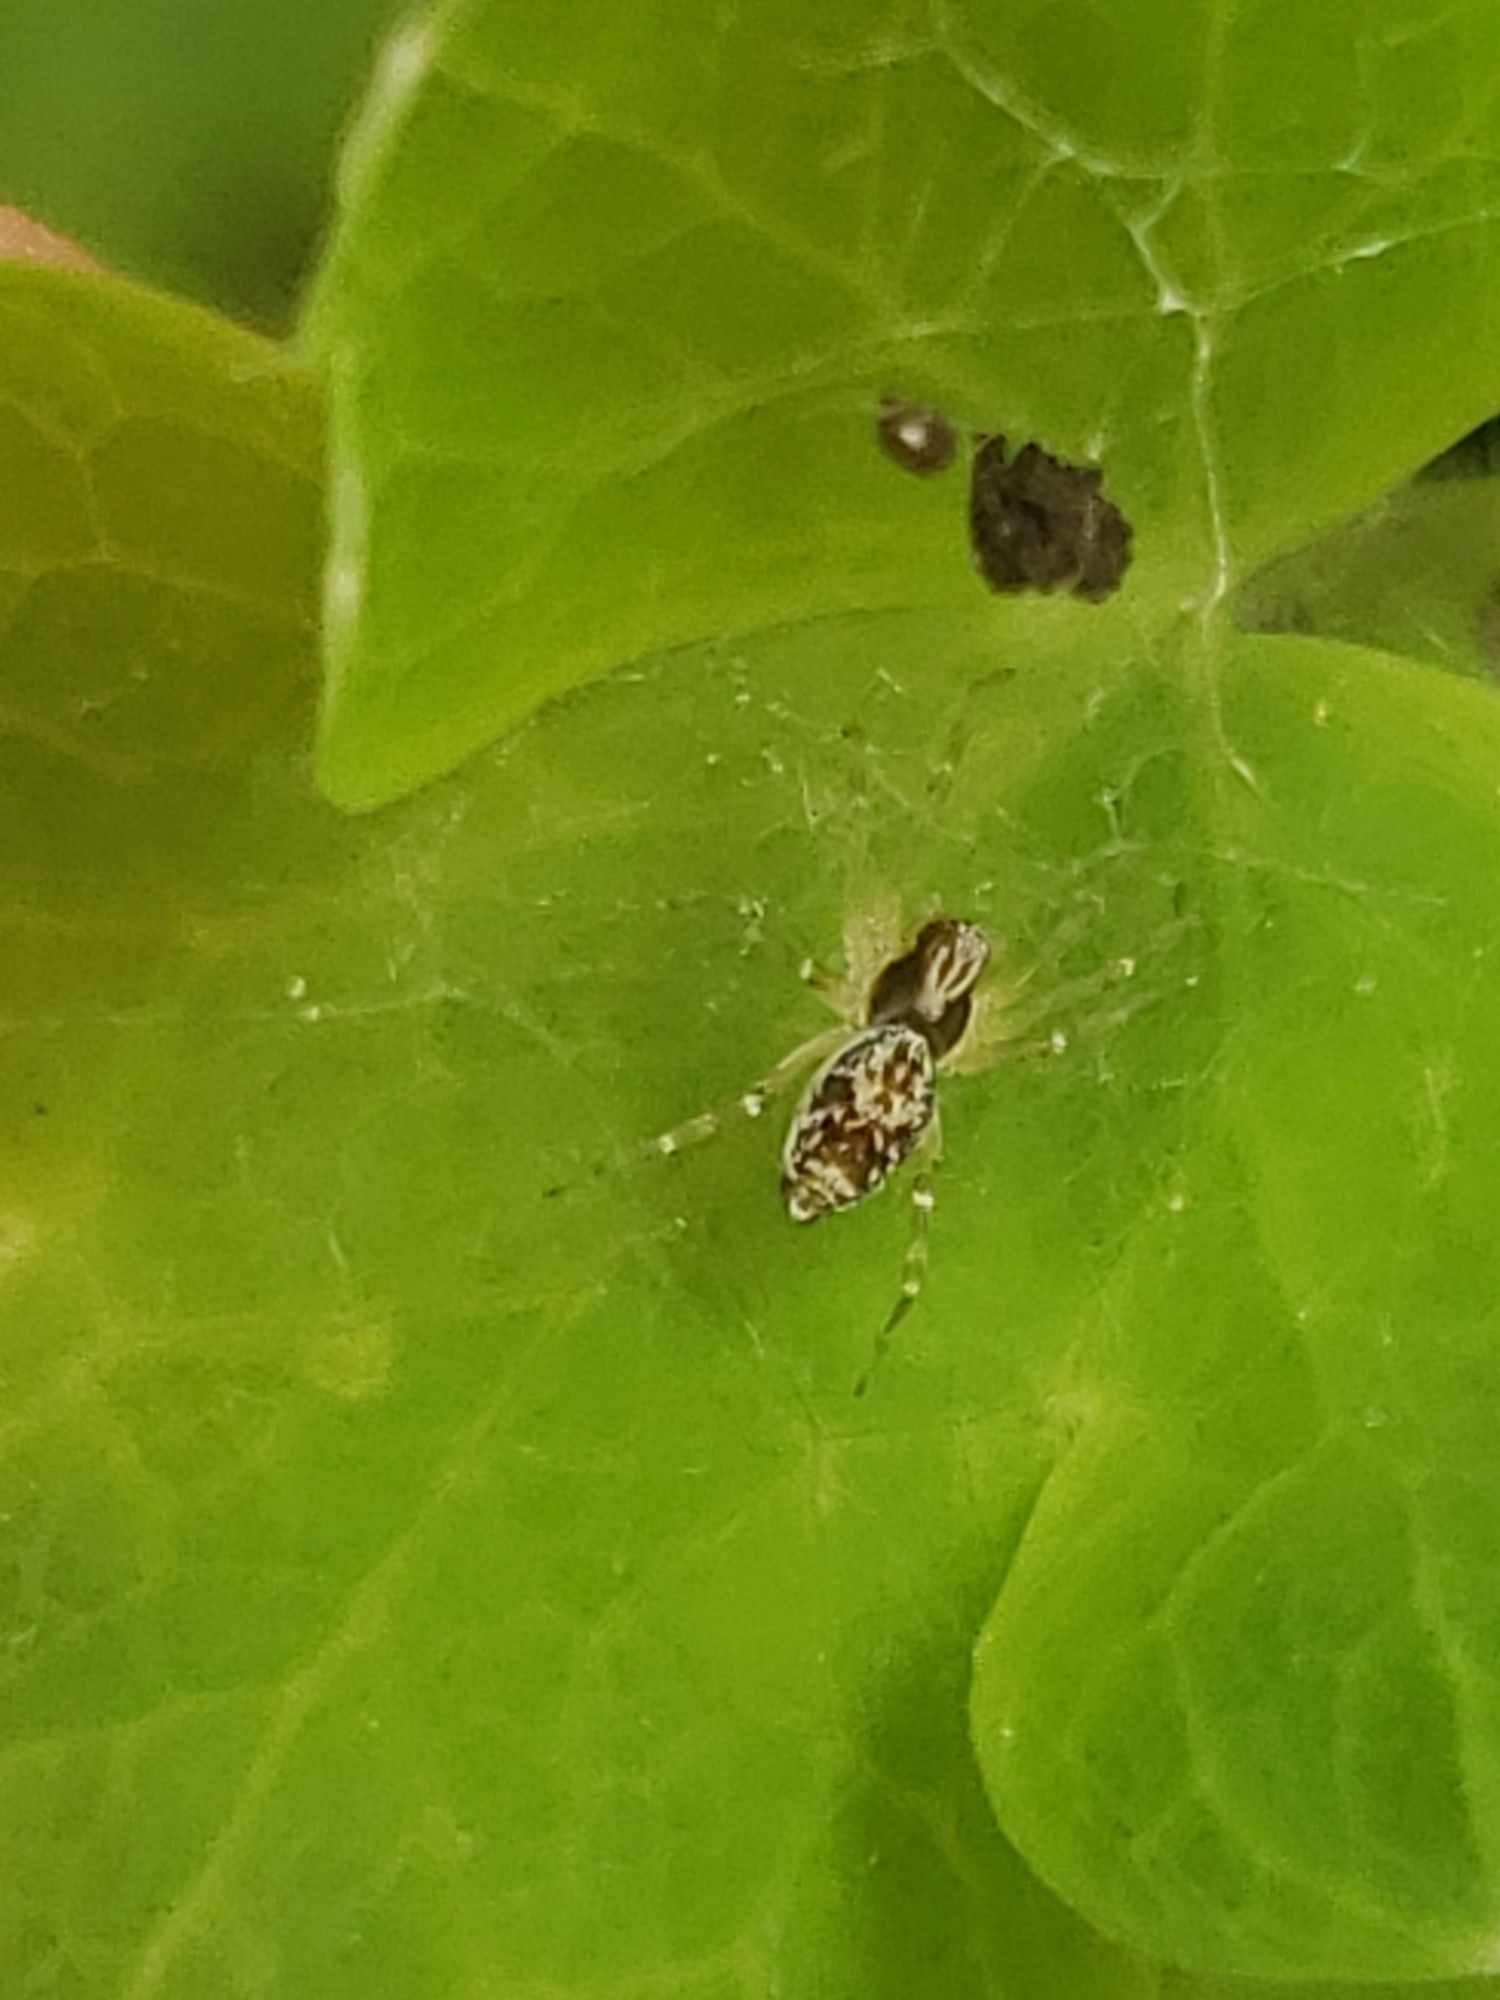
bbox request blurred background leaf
[1237,417,1500,684]
[0,0,405,327]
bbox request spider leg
[947,914,1199,1078]
[992,891,1109,1000]
[643,1023,851,1161]
[934,892,1107,1058]
[853,1110,943,1397]
[799,956,859,1020]
[950,956,1134,1074]
[791,884,911,1023]
[841,883,908,993]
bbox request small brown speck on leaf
[877,397,958,475]
[969,435,1132,601]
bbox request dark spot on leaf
[32,1103,46,1116]
[1476,586,1500,681]
[877,398,957,476]
[1421,415,1500,482]
[968,436,1132,602]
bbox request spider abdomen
[780,1024,936,1223]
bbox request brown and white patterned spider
[777,915,985,1224]
[649,893,1168,1393]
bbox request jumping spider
[779,916,985,1223]
[650,895,1174,1393]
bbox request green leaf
[1238,471,1500,682]
[11,363,1500,1987]
[964,632,1500,1983]
[314,0,1500,807]
[0,0,404,324]
[14,9,1500,2000]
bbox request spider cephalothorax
[865,918,990,1054]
